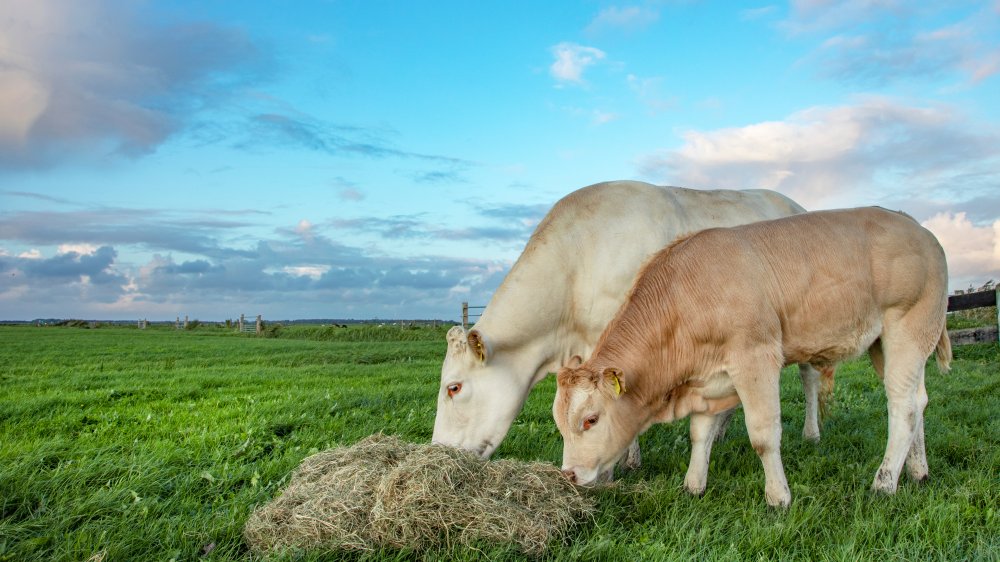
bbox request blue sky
[2,0,999,321]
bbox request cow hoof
[908,472,929,485]
[871,468,898,495]
[802,430,820,443]
[765,485,791,508]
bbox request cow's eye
[582,415,599,431]
[447,383,462,398]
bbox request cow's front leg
[621,439,641,470]
[734,366,790,508]
[684,411,728,495]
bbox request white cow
[432,181,832,471]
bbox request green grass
[0,325,997,561]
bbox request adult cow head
[431,325,532,459]
[553,363,643,486]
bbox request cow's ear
[467,329,488,363]
[564,355,583,369]
[602,367,627,397]
[445,326,468,357]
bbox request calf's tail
[935,325,952,374]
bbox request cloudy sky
[1,0,999,321]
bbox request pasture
[0,324,997,561]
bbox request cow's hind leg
[798,363,821,442]
[733,362,790,507]
[684,411,732,495]
[904,379,929,483]
[712,407,736,443]
[872,337,928,495]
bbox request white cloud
[18,249,42,259]
[922,212,1000,289]
[549,42,607,85]
[627,74,677,113]
[58,243,99,255]
[783,1,1000,86]
[585,6,660,34]
[283,265,331,279]
[639,97,1000,211]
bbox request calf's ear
[467,329,488,363]
[602,367,627,397]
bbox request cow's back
[477,181,807,360]
[649,207,948,367]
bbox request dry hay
[244,434,595,556]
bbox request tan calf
[553,207,951,507]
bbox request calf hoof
[801,429,820,443]
[684,481,706,497]
[765,486,791,508]
[908,472,929,485]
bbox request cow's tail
[817,365,836,421]
[935,325,952,374]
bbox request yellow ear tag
[611,374,625,395]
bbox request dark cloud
[0,207,260,259]
[472,202,550,224]
[0,0,267,170]
[237,113,475,166]
[329,213,535,244]
[22,246,120,283]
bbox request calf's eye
[447,383,462,398]
[582,415,599,430]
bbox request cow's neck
[475,266,583,387]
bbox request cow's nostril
[562,469,577,483]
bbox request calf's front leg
[734,366,791,508]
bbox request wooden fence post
[462,302,469,329]
[256,314,262,335]
[239,314,245,332]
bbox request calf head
[432,326,527,459]
[554,363,644,485]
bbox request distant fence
[947,288,998,346]
[461,302,485,329]
[237,314,263,335]
[462,288,998,346]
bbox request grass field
[0,324,997,561]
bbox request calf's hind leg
[872,339,928,494]
[904,379,929,483]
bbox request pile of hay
[244,434,595,556]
